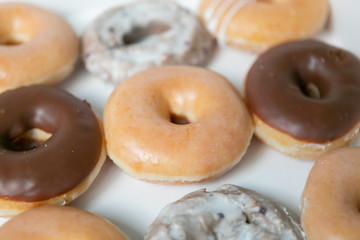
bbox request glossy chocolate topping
[0,85,103,201]
[245,40,360,142]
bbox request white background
[0,0,359,239]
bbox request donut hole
[294,72,321,99]
[170,113,190,125]
[257,0,289,3]
[123,22,170,45]
[301,82,321,99]
[0,33,30,46]
[11,128,52,151]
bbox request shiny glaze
[245,40,360,142]
[0,85,103,201]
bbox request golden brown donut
[199,0,329,51]
[0,206,129,240]
[104,66,253,183]
[301,147,360,240]
[0,2,79,92]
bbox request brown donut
[104,66,253,183]
[0,206,129,240]
[244,40,360,159]
[198,0,329,51]
[0,85,106,216]
[301,147,360,240]
[0,3,79,92]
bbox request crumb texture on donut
[301,147,360,240]
[145,184,305,239]
[199,0,329,51]
[0,3,79,92]
[104,66,253,183]
[0,206,129,240]
[83,0,215,84]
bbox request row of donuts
[1,147,359,240]
[0,0,332,92]
[82,0,330,83]
[83,0,360,161]
[0,0,359,239]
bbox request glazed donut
[244,40,360,159]
[199,0,329,51]
[82,0,215,85]
[104,66,253,183]
[0,206,129,239]
[0,85,106,216]
[145,184,305,239]
[0,3,79,92]
[301,147,360,240]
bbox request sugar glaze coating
[145,184,305,240]
[83,0,215,84]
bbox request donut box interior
[0,0,359,239]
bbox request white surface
[0,0,359,239]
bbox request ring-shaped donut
[199,0,329,51]
[0,85,106,216]
[104,66,253,183]
[146,184,305,239]
[82,0,215,84]
[301,147,360,240]
[0,3,79,92]
[0,206,129,239]
[244,40,360,159]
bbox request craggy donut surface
[83,0,215,84]
[145,184,305,239]
[104,66,253,183]
[0,3,79,92]
[0,85,106,216]
[199,0,329,51]
[245,40,360,159]
[0,206,129,240]
[301,147,360,240]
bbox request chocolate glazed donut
[245,40,360,159]
[0,85,106,216]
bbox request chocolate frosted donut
[0,85,106,216]
[245,40,360,159]
[82,0,216,84]
[145,184,305,239]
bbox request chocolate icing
[0,85,103,201]
[245,40,360,143]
